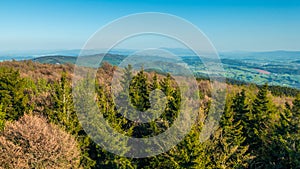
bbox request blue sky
[1,0,300,52]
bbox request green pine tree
[276,94,300,168]
[151,73,160,90]
[232,89,250,137]
[247,83,274,168]
[129,67,151,112]
[160,73,180,125]
[0,104,5,131]
[52,72,96,168]
[51,72,81,134]
[209,93,252,169]
[0,67,29,121]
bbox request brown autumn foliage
[0,114,80,169]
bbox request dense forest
[0,60,299,169]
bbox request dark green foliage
[151,73,159,90]
[266,96,300,168]
[232,89,251,140]
[0,104,5,131]
[1,63,300,168]
[51,72,80,134]
[247,84,270,148]
[0,67,29,121]
[271,95,300,168]
[129,67,151,112]
[209,93,252,169]
[246,83,281,168]
[51,72,96,168]
[268,85,300,97]
[145,126,207,169]
[160,73,181,125]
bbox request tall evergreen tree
[275,94,300,168]
[291,94,300,137]
[247,83,274,168]
[209,94,252,169]
[52,72,96,168]
[129,67,150,112]
[269,101,298,168]
[290,94,300,166]
[51,71,80,134]
[0,104,5,131]
[248,83,270,146]
[160,73,180,125]
[232,89,250,137]
[0,68,29,120]
[117,64,135,128]
[92,71,134,169]
[151,73,160,90]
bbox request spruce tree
[0,104,5,131]
[232,89,250,137]
[151,73,160,90]
[160,73,180,125]
[248,84,270,146]
[270,102,295,168]
[129,67,150,112]
[145,125,207,169]
[291,94,300,137]
[51,72,81,134]
[93,71,134,169]
[248,83,274,168]
[117,64,135,128]
[52,72,96,168]
[0,67,29,121]
[266,94,300,168]
[291,95,300,166]
[209,93,252,169]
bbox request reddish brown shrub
[0,114,80,169]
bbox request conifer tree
[151,73,160,90]
[248,83,270,146]
[0,68,29,120]
[232,89,250,137]
[117,64,135,128]
[269,102,295,168]
[121,64,133,91]
[148,73,167,135]
[209,93,251,169]
[51,71,81,134]
[160,73,180,125]
[53,72,96,168]
[289,94,300,166]
[0,104,5,131]
[248,83,274,168]
[274,94,300,167]
[92,71,134,169]
[145,125,207,169]
[291,94,300,137]
[129,67,150,112]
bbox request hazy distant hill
[31,55,77,64]
[31,53,127,66]
[220,50,300,61]
[0,50,295,89]
[29,51,300,88]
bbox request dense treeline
[0,62,299,168]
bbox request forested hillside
[0,60,299,168]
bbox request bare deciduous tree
[0,114,80,169]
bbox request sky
[1,0,300,52]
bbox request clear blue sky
[1,0,300,52]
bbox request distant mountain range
[1,49,300,88]
[1,49,300,61]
